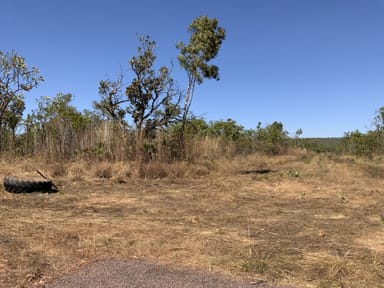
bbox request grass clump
[94,163,113,179]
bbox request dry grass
[1,153,384,287]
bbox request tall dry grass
[10,118,296,165]
[20,121,134,162]
[2,152,384,287]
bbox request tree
[95,35,181,161]
[28,93,88,159]
[94,72,127,129]
[208,119,244,141]
[4,97,24,143]
[183,116,209,138]
[373,107,384,132]
[294,128,303,148]
[256,122,289,155]
[176,16,226,154]
[342,107,384,157]
[343,130,376,157]
[0,50,43,152]
[127,35,181,160]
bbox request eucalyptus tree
[0,50,43,152]
[127,35,181,159]
[95,35,181,161]
[176,16,226,153]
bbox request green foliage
[207,118,244,141]
[256,122,289,155]
[25,93,91,159]
[373,106,384,132]
[0,50,43,152]
[95,35,181,161]
[94,74,127,127]
[302,138,343,154]
[32,93,88,130]
[126,35,180,134]
[157,117,209,161]
[342,130,383,157]
[94,36,181,138]
[293,128,303,148]
[286,170,300,177]
[171,116,209,139]
[4,96,24,134]
[342,107,384,157]
[177,16,226,156]
[13,24,384,162]
[185,117,210,137]
[176,16,226,84]
[126,35,181,161]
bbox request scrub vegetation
[1,15,384,288]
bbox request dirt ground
[0,153,384,287]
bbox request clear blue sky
[2,0,383,137]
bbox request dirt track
[45,260,296,288]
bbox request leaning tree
[176,16,226,155]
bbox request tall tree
[127,35,180,160]
[373,106,384,132]
[176,16,226,154]
[0,50,43,152]
[95,35,181,161]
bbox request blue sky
[2,0,383,137]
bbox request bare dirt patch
[1,154,384,287]
[357,231,384,253]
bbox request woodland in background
[1,15,384,164]
[2,92,384,163]
[1,91,298,161]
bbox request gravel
[45,260,297,288]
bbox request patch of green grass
[286,170,300,177]
[241,258,269,274]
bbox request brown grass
[1,153,384,287]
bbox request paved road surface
[46,260,297,288]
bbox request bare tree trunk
[136,126,145,164]
[179,78,195,159]
[0,117,4,156]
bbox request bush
[255,122,289,155]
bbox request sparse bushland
[342,107,384,158]
[13,105,298,166]
[6,101,384,168]
[2,14,384,288]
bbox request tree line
[0,16,226,161]
[21,93,293,161]
[1,16,383,162]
